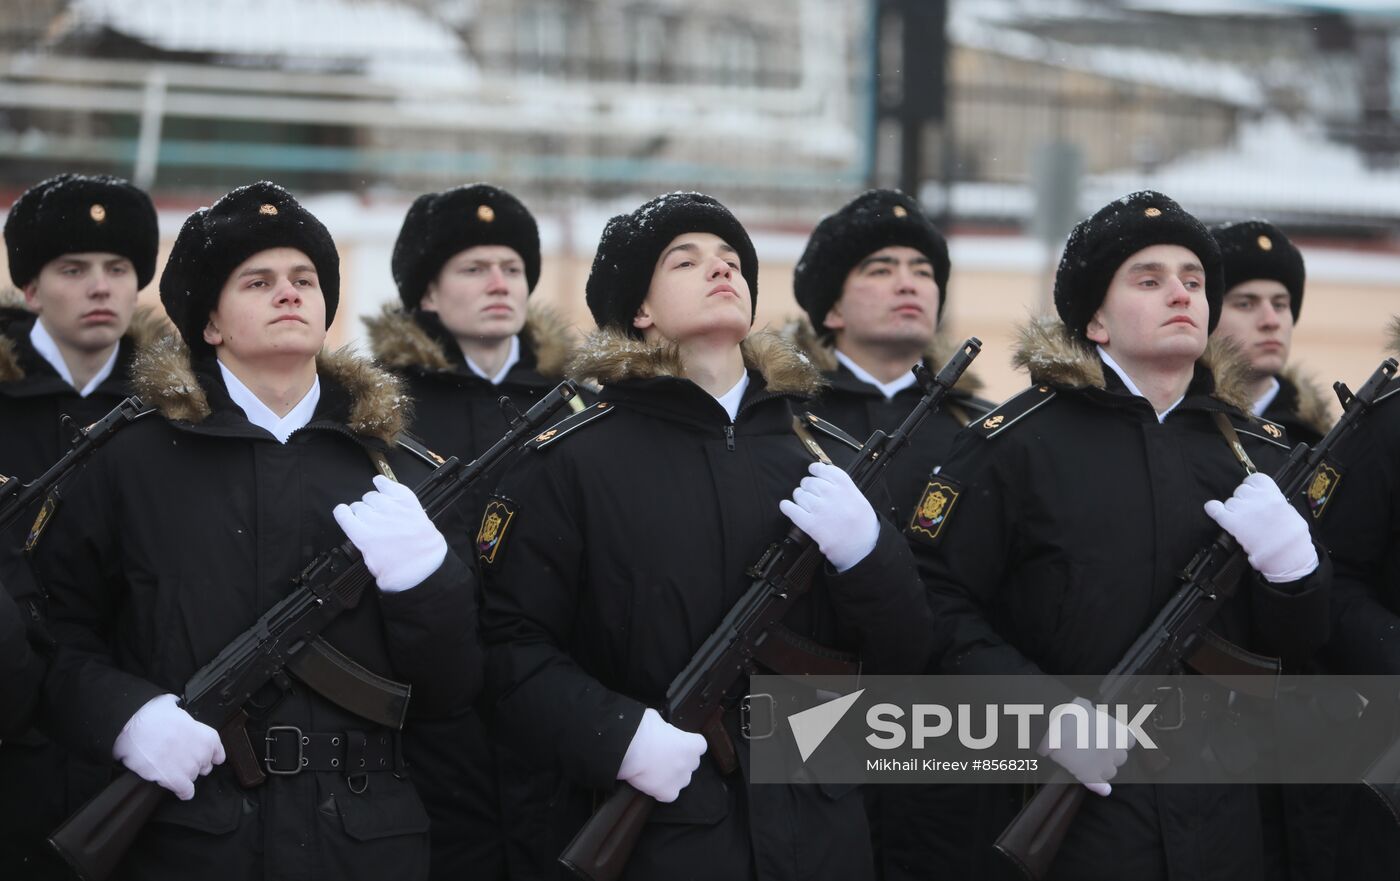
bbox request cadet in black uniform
[792,188,1007,881]
[1211,220,1330,444]
[481,192,934,881]
[31,182,481,881]
[0,172,162,880]
[916,191,1330,881]
[363,182,587,881]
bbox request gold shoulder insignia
[906,475,963,547]
[394,434,448,469]
[1305,460,1343,521]
[801,412,863,452]
[1234,418,1289,449]
[525,401,616,451]
[970,385,1056,439]
[477,497,518,567]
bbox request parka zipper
[724,424,736,451]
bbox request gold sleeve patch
[477,498,517,566]
[25,493,60,553]
[907,478,961,546]
[1306,462,1342,521]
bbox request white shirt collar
[834,349,919,400]
[217,361,321,443]
[1251,376,1282,417]
[29,318,120,398]
[463,335,521,385]
[713,371,750,422]
[1097,346,1185,424]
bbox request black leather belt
[262,726,400,776]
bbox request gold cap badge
[259,203,278,216]
[892,205,908,218]
[1144,207,1162,218]
[89,204,106,223]
[477,204,495,223]
[1257,235,1273,251]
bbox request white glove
[778,462,880,573]
[616,708,706,803]
[333,474,448,593]
[1203,472,1319,584]
[113,694,225,801]
[1039,697,1133,798]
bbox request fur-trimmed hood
[0,294,171,385]
[1011,316,1257,414]
[784,314,985,396]
[131,334,408,444]
[1278,364,1333,438]
[363,301,576,380]
[568,327,826,397]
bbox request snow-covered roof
[1094,115,1400,222]
[951,1,1265,108]
[63,0,479,90]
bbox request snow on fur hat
[5,173,158,289]
[160,181,339,351]
[391,183,541,309]
[585,192,758,338]
[1054,190,1223,340]
[1211,219,1305,323]
[794,189,950,339]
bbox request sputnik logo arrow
[787,689,865,762]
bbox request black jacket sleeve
[29,457,165,762]
[377,547,483,718]
[1317,420,1400,673]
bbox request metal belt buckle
[1151,686,1185,732]
[264,725,307,775]
[740,693,776,740]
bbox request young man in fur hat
[0,172,163,880]
[365,183,584,881]
[915,191,1330,881]
[793,188,993,517]
[793,188,1006,881]
[1210,220,1330,444]
[29,181,482,881]
[480,192,934,880]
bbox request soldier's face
[205,247,326,364]
[825,246,939,351]
[23,252,138,355]
[1214,280,1293,379]
[421,245,529,342]
[1087,244,1209,365]
[634,232,751,345]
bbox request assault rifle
[558,339,982,881]
[0,396,153,534]
[995,358,1398,881]
[48,381,581,881]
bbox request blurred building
[1,1,1398,406]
